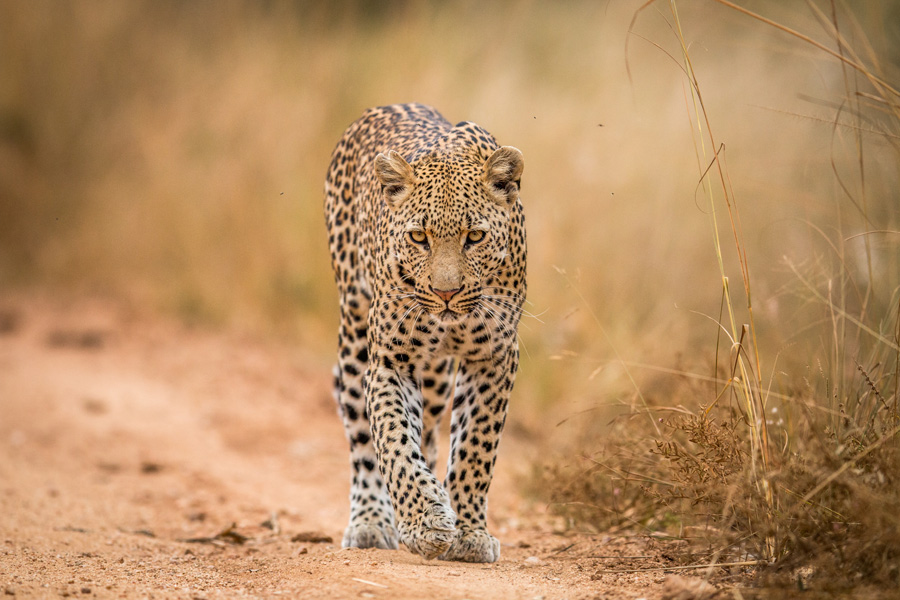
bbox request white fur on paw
[342,522,399,550]
[439,529,500,563]
[401,503,457,560]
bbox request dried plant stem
[710,0,900,103]
[597,559,766,574]
[791,422,900,512]
[785,259,900,352]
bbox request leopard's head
[375,145,524,324]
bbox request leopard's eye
[466,230,486,244]
[408,230,427,244]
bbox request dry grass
[533,0,900,592]
[2,0,900,592]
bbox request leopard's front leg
[365,360,457,559]
[440,347,518,563]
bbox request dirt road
[0,294,724,599]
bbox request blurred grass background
[3,0,900,585]
[2,0,898,415]
[3,0,897,407]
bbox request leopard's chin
[437,309,468,324]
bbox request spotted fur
[324,103,526,563]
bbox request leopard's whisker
[479,301,516,341]
[385,299,418,344]
[480,294,545,322]
[406,307,426,351]
[479,302,531,360]
[485,300,531,339]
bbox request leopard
[323,103,526,563]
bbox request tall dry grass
[2,0,899,588]
[533,0,900,590]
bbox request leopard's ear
[374,150,415,209]
[482,146,524,208]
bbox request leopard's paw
[439,529,500,563]
[342,521,399,550]
[401,502,457,560]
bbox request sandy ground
[0,293,740,599]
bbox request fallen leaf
[180,523,250,545]
[290,531,333,544]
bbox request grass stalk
[666,0,776,559]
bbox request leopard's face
[393,188,511,324]
[375,147,524,323]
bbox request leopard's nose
[431,286,461,303]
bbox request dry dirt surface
[0,294,738,599]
